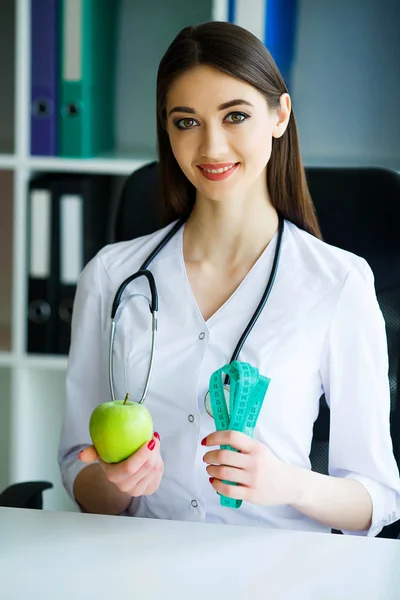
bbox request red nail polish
[209,477,214,484]
[147,439,156,451]
[201,437,207,446]
[154,432,160,441]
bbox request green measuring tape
[208,361,271,509]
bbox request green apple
[89,393,153,464]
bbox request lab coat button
[188,414,195,423]
[191,499,198,508]
[198,332,206,340]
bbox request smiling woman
[164,64,292,214]
[156,23,321,240]
[59,21,400,539]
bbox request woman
[58,21,400,536]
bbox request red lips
[198,163,237,169]
[197,163,240,181]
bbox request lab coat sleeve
[320,257,400,537]
[57,252,110,508]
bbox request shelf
[0,155,17,169]
[19,355,68,371]
[26,154,155,176]
[0,354,69,370]
[0,353,14,367]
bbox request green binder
[58,0,120,158]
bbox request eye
[173,111,250,130]
[225,111,250,124]
[174,118,198,130]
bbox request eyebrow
[167,99,254,117]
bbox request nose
[198,122,230,161]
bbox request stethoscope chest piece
[204,385,230,418]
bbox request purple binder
[30,0,59,156]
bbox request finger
[117,459,157,493]
[132,464,163,497]
[142,465,164,496]
[206,464,250,486]
[141,476,162,496]
[78,446,99,463]
[210,476,250,502]
[202,430,256,453]
[103,436,160,482]
[123,458,163,496]
[203,448,250,469]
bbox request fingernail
[201,437,207,446]
[147,439,156,451]
[209,477,214,484]
[78,451,83,460]
[154,432,160,441]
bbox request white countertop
[0,507,399,600]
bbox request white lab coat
[58,218,400,536]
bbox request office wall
[292,0,400,168]
[115,0,214,156]
[114,0,400,169]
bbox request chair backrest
[0,481,53,509]
[115,161,163,242]
[305,167,400,474]
[115,163,400,536]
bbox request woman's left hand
[202,430,299,507]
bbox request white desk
[0,507,399,600]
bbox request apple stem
[123,392,130,405]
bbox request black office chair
[0,481,53,509]
[305,167,400,540]
[115,161,400,539]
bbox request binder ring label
[28,300,51,323]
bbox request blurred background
[0,0,399,512]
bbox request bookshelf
[0,0,227,512]
[0,0,399,512]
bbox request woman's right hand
[78,432,164,497]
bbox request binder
[54,174,112,354]
[58,0,120,157]
[30,0,60,156]
[27,177,59,353]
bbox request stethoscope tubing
[223,213,284,385]
[109,213,284,408]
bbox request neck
[183,197,279,270]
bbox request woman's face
[165,65,290,205]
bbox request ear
[272,93,291,138]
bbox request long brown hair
[156,21,322,239]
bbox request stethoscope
[109,213,284,418]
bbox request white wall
[292,0,400,168]
[0,369,11,492]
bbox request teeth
[202,164,237,174]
